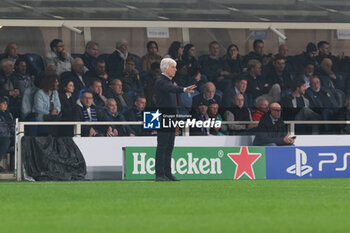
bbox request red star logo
[227,146,262,180]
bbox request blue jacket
[33,89,61,121]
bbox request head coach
[154,58,196,181]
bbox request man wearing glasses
[253,102,295,146]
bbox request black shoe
[155,175,169,181]
[166,175,180,181]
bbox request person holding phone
[253,102,295,146]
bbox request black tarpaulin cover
[22,137,86,181]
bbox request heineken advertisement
[125,146,266,180]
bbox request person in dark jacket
[154,58,196,181]
[0,96,14,172]
[253,102,295,146]
[74,90,107,137]
[103,98,135,136]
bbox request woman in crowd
[222,44,243,76]
[59,79,76,121]
[182,44,200,77]
[141,41,162,73]
[167,41,184,61]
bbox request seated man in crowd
[124,95,154,136]
[316,41,341,72]
[103,98,135,137]
[106,39,140,79]
[317,57,346,93]
[264,55,293,93]
[121,57,143,100]
[142,62,161,108]
[296,62,314,89]
[244,39,265,65]
[222,78,252,108]
[0,59,21,118]
[105,78,132,114]
[293,42,318,74]
[82,41,99,71]
[46,39,73,75]
[14,58,36,96]
[85,59,110,92]
[253,102,295,146]
[207,99,227,135]
[88,79,107,110]
[252,97,269,122]
[60,58,88,95]
[74,90,108,137]
[201,41,232,92]
[191,100,212,136]
[191,82,221,110]
[0,42,36,76]
[224,93,253,135]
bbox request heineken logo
[132,152,222,175]
[125,147,266,180]
[227,146,262,179]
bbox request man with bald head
[317,57,346,92]
[191,82,221,110]
[253,102,295,146]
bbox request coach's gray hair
[160,58,176,73]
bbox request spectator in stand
[244,39,265,65]
[122,57,143,100]
[85,59,110,93]
[0,59,21,118]
[275,44,294,73]
[141,41,162,73]
[59,79,76,121]
[88,79,107,110]
[222,43,243,76]
[82,41,99,71]
[14,58,35,96]
[207,99,227,135]
[252,97,269,122]
[295,62,315,89]
[74,90,107,137]
[265,55,293,93]
[281,79,321,122]
[174,60,206,93]
[102,98,135,137]
[201,41,232,92]
[317,57,346,92]
[124,95,154,136]
[46,39,74,75]
[245,59,271,100]
[222,78,252,108]
[0,96,14,172]
[224,93,253,135]
[32,74,61,122]
[167,41,184,61]
[143,62,161,108]
[60,58,87,96]
[305,76,339,121]
[106,39,140,79]
[253,102,295,146]
[293,42,318,73]
[0,42,36,76]
[316,41,341,72]
[182,44,200,77]
[105,79,132,114]
[191,82,221,110]
[191,100,211,136]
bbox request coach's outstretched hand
[184,85,197,93]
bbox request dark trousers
[155,130,175,177]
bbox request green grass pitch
[1,179,350,233]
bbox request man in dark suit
[191,82,221,110]
[253,102,295,146]
[155,58,196,181]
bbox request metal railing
[15,120,350,181]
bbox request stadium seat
[25,53,45,75]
